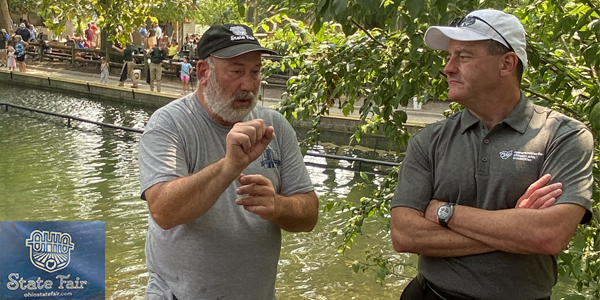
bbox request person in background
[112,42,138,88]
[27,25,37,42]
[40,40,52,54]
[147,24,157,49]
[0,29,7,67]
[390,9,594,300]
[65,35,75,46]
[85,23,96,48]
[15,23,31,44]
[182,35,191,52]
[139,25,148,49]
[148,43,167,92]
[138,23,317,300]
[155,24,162,45]
[167,40,178,60]
[99,57,109,84]
[6,43,15,71]
[179,56,192,95]
[14,35,27,72]
[76,38,86,49]
[90,22,99,48]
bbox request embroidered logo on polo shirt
[499,150,543,162]
[499,150,513,160]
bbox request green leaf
[237,0,246,17]
[326,200,334,211]
[359,172,368,181]
[352,262,360,273]
[590,101,600,131]
[548,74,566,94]
[437,0,449,15]
[406,0,423,19]
[376,266,388,280]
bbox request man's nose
[443,56,458,76]
[240,73,259,92]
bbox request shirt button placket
[481,138,490,167]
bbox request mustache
[233,91,255,100]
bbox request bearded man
[138,24,319,300]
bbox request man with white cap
[390,9,593,300]
[138,24,319,300]
[15,23,31,44]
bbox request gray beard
[203,73,258,124]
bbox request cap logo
[229,26,255,41]
[459,18,476,27]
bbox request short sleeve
[391,131,434,212]
[138,111,189,200]
[272,113,314,197]
[542,124,594,223]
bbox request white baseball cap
[424,9,527,69]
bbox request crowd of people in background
[0,21,34,72]
[1,17,199,93]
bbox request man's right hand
[225,119,275,172]
[515,174,562,209]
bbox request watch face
[438,206,452,219]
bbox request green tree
[0,0,200,46]
[192,0,244,26]
[256,0,600,296]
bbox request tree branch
[351,20,387,49]
[523,87,580,116]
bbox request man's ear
[196,60,210,85]
[500,52,519,77]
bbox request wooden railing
[26,42,148,75]
[24,42,287,81]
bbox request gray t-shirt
[139,94,314,300]
[392,93,594,299]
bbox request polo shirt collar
[459,92,532,134]
[459,109,481,134]
[501,92,532,134]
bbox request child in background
[6,43,15,71]
[179,57,192,94]
[100,57,109,84]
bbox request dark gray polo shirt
[391,93,594,299]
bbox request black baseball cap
[197,24,277,60]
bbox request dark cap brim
[210,43,277,59]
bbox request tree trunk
[0,0,12,34]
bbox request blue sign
[0,221,105,300]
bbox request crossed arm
[391,175,586,257]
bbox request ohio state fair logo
[25,230,75,273]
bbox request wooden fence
[26,42,152,78]
[24,42,287,81]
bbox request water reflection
[0,84,408,299]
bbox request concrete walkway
[8,62,450,126]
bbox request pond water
[0,85,410,299]
[0,83,576,299]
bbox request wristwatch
[437,203,456,228]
